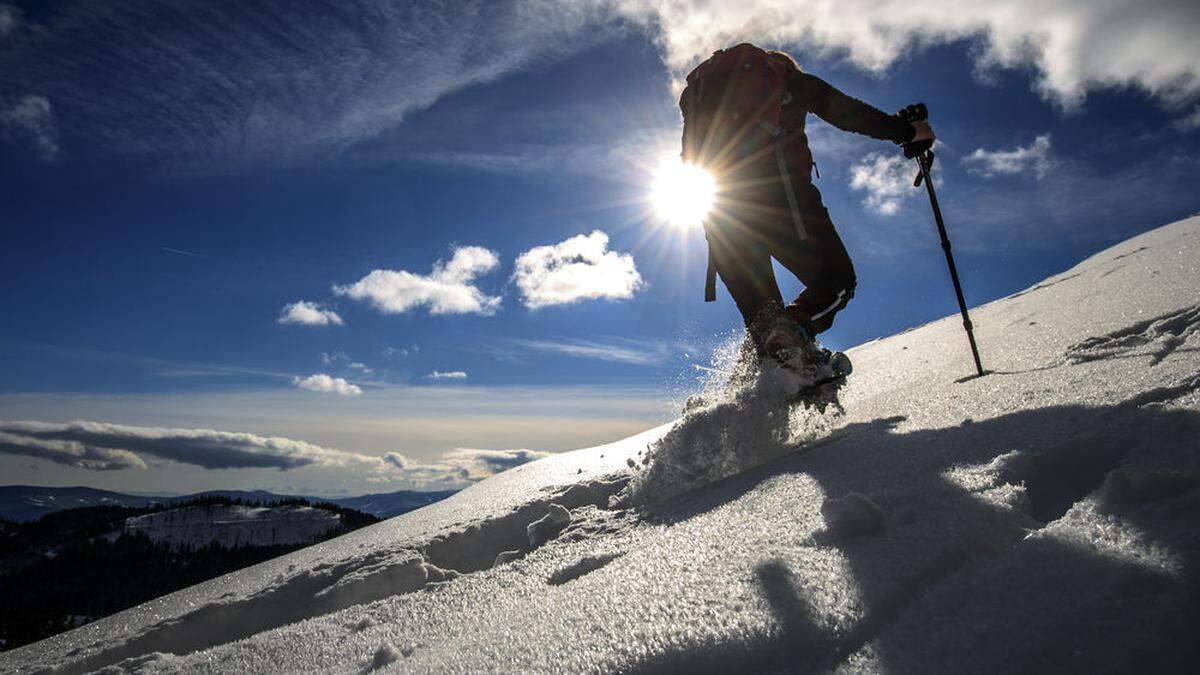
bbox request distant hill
[0,495,381,651]
[332,489,458,519]
[0,485,457,522]
[0,486,158,522]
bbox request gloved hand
[896,103,934,158]
[908,120,934,144]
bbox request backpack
[679,43,793,172]
[682,44,816,303]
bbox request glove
[896,103,934,158]
[908,120,934,144]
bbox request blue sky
[2,0,1198,496]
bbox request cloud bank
[0,420,375,472]
[336,246,501,316]
[610,0,1200,109]
[382,448,550,488]
[278,301,343,326]
[0,419,554,488]
[513,231,643,309]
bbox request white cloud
[513,231,643,309]
[278,300,343,326]
[382,447,549,488]
[849,152,915,215]
[964,135,1052,178]
[0,420,379,471]
[510,338,669,365]
[335,246,501,316]
[609,1,1200,109]
[0,95,59,161]
[292,374,363,396]
[426,371,468,380]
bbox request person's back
[678,43,933,380]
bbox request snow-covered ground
[123,504,342,550]
[3,216,1198,673]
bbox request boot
[759,314,827,372]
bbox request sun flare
[650,158,715,228]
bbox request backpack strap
[773,136,808,242]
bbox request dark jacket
[681,63,914,180]
[774,71,915,178]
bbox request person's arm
[788,72,914,143]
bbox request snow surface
[3,216,1199,673]
[123,504,342,550]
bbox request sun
[650,157,716,229]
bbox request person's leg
[703,208,783,336]
[765,181,857,335]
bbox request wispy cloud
[278,300,344,327]
[335,246,501,316]
[0,0,609,167]
[1173,106,1200,132]
[426,370,468,380]
[383,345,418,358]
[160,246,203,258]
[509,337,670,365]
[964,135,1053,178]
[291,374,362,396]
[0,4,21,39]
[0,95,58,160]
[8,340,295,382]
[948,146,1200,252]
[513,231,643,309]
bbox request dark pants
[704,172,856,337]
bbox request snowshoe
[789,349,852,407]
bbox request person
[679,44,934,375]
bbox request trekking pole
[899,104,986,378]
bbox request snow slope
[3,216,1199,673]
[123,504,342,550]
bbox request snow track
[4,216,1199,673]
